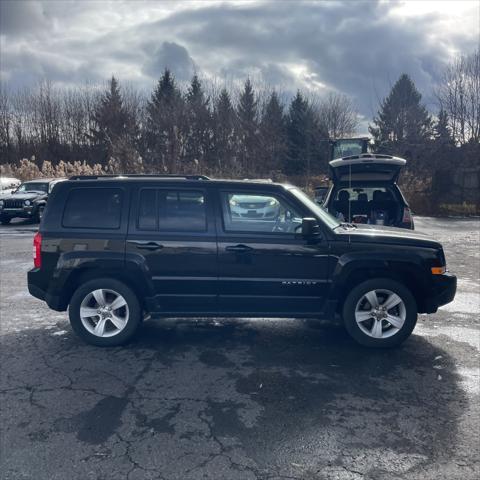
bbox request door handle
[225,244,253,253]
[128,240,164,250]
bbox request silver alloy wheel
[354,289,406,339]
[79,288,129,338]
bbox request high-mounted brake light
[402,207,412,224]
[33,232,42,268]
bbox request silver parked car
[229,194,280,219]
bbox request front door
[126,185,217,314]
[216,188,331,316]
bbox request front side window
[289,187,341,230]
[221,192,302,234]
[137,189,207,232]
[63,188,123,229]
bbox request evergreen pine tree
[286,91,313,175]
[369,74,432,152]
[213,88,237,174]
[145,69,184,172]
[434,109,453,144]
[260,91,287,174]
[236,78,258,174]
[184,75,212,169]
[90,76,138,171]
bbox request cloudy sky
[0,0,478,130]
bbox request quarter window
[63,188,123,229]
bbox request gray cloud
[142,42,195,81]
[0,0,478,126]
[0,0,50,36]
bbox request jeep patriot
[27,175,457,348]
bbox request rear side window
[137,189,207,232]
[63,188,123,229]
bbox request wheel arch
[58,264,153,312]
[332,255,430,313]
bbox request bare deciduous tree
[317,92,358,139]
[435,48,480,145]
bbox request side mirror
[301,217,321,238]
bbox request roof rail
[69,174,210,181]
[242,178,273,183]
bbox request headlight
[0,200,4,207]
[24,200,31,206]
[230,199,238,206]
[268,199,277,206]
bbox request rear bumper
[28,269,65,311]
[422,272,457,313]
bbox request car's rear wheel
[342,278,417,348]
[69,278,142,346]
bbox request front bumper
[422,272,457,313]
[0,207,34,218]
[231,207,279,219]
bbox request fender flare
[330,250,429,300]
[50,251,155,309]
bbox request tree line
[0,49,478,183]
[0,73,358,178]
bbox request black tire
[35,205,45,223]
[69,278,142,346]
[342,278,417,348]
[0,216,11,225]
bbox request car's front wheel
[69,278,142,346]
[0,215,11,225]
[35,205,45,223]
[342,278,417,348]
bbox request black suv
[28,175,456,348]
[0,178,65,224]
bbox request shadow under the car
[1,316,468,474]
[0,218,38,232]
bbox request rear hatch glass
[329,155,406,183]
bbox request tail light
[402,207,412,225]
[33,232,42,268]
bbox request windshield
[289,187,341,230]
[16,182,49,194]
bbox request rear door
[126,184,217,314]
[215,187,331,316]
[329,156,406,183]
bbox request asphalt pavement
[0,217,479,480]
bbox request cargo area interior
[328,186,402,226]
